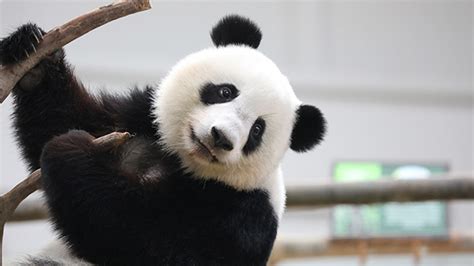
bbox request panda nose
[211,127,234,151]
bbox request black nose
[211,127,234,151]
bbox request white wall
[1,0,472,263]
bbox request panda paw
[0,23,45,65]
[42,130,96,160]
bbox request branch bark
[286,176,474,207]
[0,0,151,103]
[0,131,131,265]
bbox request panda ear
[290,105,327,152]
[210,15,262,49]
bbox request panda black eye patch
[200,83,239,105]
[243,118,266,155]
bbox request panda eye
[243,118,266,155]
[200,83,239,105]
[252,124,263,137]
[250,118,265,139]
[219,87,232,99]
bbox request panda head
[153,15,326,190]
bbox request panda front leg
[40,129,150,265]
[0,23,115,170]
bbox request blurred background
[0,0,472,265]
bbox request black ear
[211,15,262,49]
[290,105,327,152]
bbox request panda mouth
[190,128,219,163]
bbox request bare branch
[0,131,131,264]
[0,0,151,103]
[286,176,474,207]
[9,199,48,222]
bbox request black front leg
[0,23,115,170]
[40,130,150,264]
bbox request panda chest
[154,176,279,251]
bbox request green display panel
[332,162,448,237]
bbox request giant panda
[1,15,326,265]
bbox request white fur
[10,239,92,266]
[263,166,286,220]
[153,45,301,195]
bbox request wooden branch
[9,199,48,222]
[0,170,41,265]
[0,0,151,103]
[287,176,474,207]
[0,131,131,265]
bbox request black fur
[118,136,180,182]
[3,23,278,265]
[40,130,277,266]
[210,15,262,49]
[200,83,239,105]
[290,105,326,152]
[100,86,158,138]
[243,118,266,155]
[0,23,45,65]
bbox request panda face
[152,15,326,190]
[153,46,300,189]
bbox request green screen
[333,162,448,237]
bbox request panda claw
[32,31,40,44]
[24,49,29,58]
[34,26,44,40]
[31,42,37,53]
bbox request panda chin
[189,127,219,163]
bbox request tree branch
[0,131,131,264]
[0,0,151,103]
